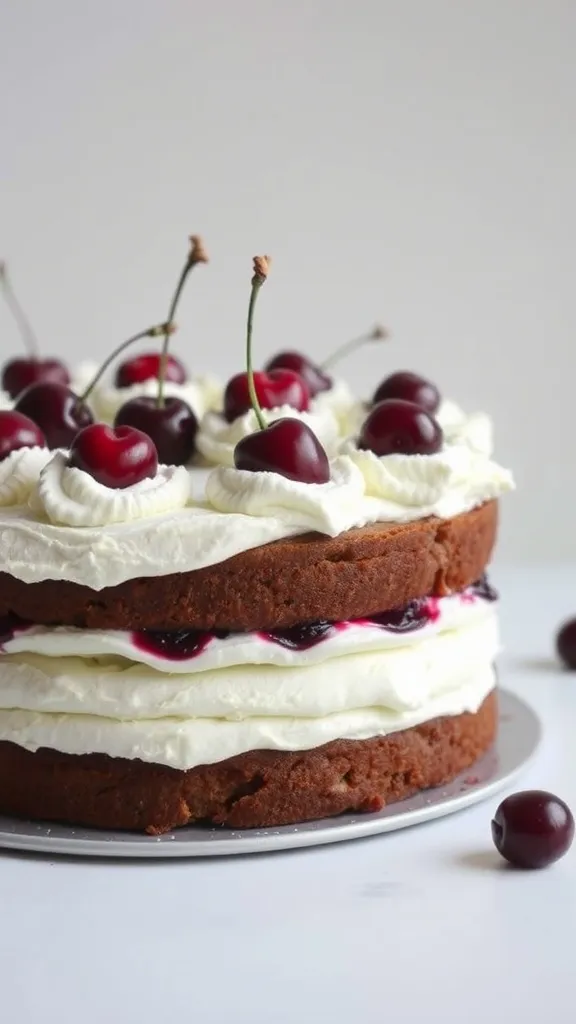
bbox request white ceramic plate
[0,689,540,858]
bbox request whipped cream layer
[1,588,491,672]
[196,403,340,467]
[312,378,356,434]
[0,436,512,588]
[0,613,497,768]
[0,447,52,507]
[92,377,209,425]
[0,391,13,410]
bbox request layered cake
[0,253,514,834]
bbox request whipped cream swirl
[344,440,514,521]
[33,451,191,527]
[436,400,493,456]
[206,455,367,535]
[0,447,52,507]
[196,404,340,468]
[312,378,357,435]
[0,391,13,411]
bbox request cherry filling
[367,598,432,633]
[0,613,33,649]
[1,579,496,662]
[133,627,230,661]
[263,621,335,650]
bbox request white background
[2,0,575,560]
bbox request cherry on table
[556,618,576,670]
[358,398,443,457]
[14,382,93,449]
[223,369,310,423]
[234,418,330,484]
[265,351,332,398]
[69,423,158,489]
[114,352,187,388]
[0,410,46,461]
[114,395,198,466]
[2,357,70,400]
[492,790,574,869]
[372,371,441,414]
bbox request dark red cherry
[2,357,70,400]
[69,423,158,489]
[492,791,574,869]
[556,618,576,670]
[358,399,443,457]
[15,382,93,449]
[265,351,332,398]
[114,396,197,466]
[223,369,310,423]
[372,371,440,414]
[0,410,46,461]
[114,352,187,388]
[234,418,330,484]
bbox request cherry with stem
[157,235,208,408]
[0,262,70,398]
[320,323,389,371]
[80,323,176,406]
[234,257,331,484]
[0,262,39,357]
[15,321,172,450]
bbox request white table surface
[1,564,574,1024]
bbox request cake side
[0,500,498,630]
[0,692,497,833]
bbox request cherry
[223,369,310,423]
[0,410,46,461]
[235,417,330,483]
[492,791,574,869]
[2,358,70,400]
[104,237,208,467]
[231,255,331,485]
[15,382,93,449]
[556,618,576,670]
[265,351,332,398]
[0,262,70,399]
[358,398,443,457]
[69,423,158,489]
[114,396,197,466]
[372,371,440,414]
[114,352,186,388]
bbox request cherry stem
[246,256,271,431]
[0,262,40,358]
[157,235,208,409]
[80,323,174,403]
[320,324,389,371]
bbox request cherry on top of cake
[230,255,331,485]
[113,234,207,390]
[0,409,46,462]
[0,262,70,399]
[264,323,389,399]
[10,235,207,465]
[69,422,158,490]
[357,398,443,457]
[112,235,208,465]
